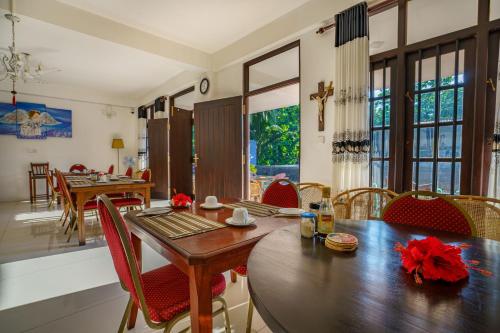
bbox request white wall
[0,91,138,202]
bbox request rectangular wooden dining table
[67,176,155,245]
[124,200,297,333]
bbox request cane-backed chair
[452,195,500,241]
[112,169,152,210]
[97,195,230,333]
[69,164,87,173]
[250,181,262,202]
[55,169,99,242]
[382,191,476,236]
[332,188,398,220]
[261,179,300,208]
[298,183,324,211]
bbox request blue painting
[0,102,72,139]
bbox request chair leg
[66,215,77,242]
[119,297,133,333]
[216,296,232,333]
[246,296,254,333]
[231,270,238,283]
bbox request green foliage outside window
[250,105,300,166]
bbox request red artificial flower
[395,237,469,284]
[171,193,192,207]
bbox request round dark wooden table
[247,220,500,333]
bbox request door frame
[242,40,301,198]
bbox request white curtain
[331,3,370,194]
[137,107,148,170]
[488,110,499,198]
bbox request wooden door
[148,118,169,199]
[169,107,193,197]
[194,96,243,200]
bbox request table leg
[188,265,213,333]
[33,177,37,203]
[144,187,151,208]
[45,177,49,201]
[127,233,142,329]
[76,194,86,246]
[29,172,33,204]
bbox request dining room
[0,0,499,333]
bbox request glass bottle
[317,186,334,237]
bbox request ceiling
[57,0,312,53]
[0,9,187,101]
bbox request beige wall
[0,91,138,202]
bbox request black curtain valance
[154,96,166,112]
[335,2,368,47]
[138,105,147,119]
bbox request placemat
[138,211,227,240]
[223,201,280,217]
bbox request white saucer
[200,203,223,210]
[96,180,108,183]
[133,179,146,183]
[225,217,256,227]
[278,208,305,216]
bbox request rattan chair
[250,180,262,202]
[298,182,324,211]
[452,195,500,241]
[332,188,398,220]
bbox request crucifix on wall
[309,81,333,131]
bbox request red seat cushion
[233,265,247,277]
[107,193,126,198]
[383,196,472,235]
[111,197,143,207]
[142,265,226,322]
[84,200,98,210]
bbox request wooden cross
[309,81,334,131]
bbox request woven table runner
[223,201,280,217]
[138,212,227,240]
[67,179,92,187]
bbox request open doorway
[244,41,300,200]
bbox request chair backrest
[452,195,500,241]
[31,162,49,176]
[332,187,398,220]
[262,179,299,208]
[125,166,133,177]
[108,164,114,174]
[46,169,58,193]
[141,169,151,182]
[69,164,87,172]
[55,169,75,212]
[298,183,324,211]
[97,195,151,322]
[382,191,475,236]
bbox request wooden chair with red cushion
[108,164,114,174]
[112,169,152,210]
[232,178,300,333]
[69,164,87,173]
[381,191,476,236]
[55,169,99,242]
[97,195,230,333]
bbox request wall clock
[200,78,209,94]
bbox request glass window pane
[438,126,454,158]
[456,125,462,158]
[457,87,464,121]
[419,127,434,158]
[384,99,390,126]
[249,46,299,91]
[413,94,420,124]
[408,0,478,44]
[369,6,398,55]
[385,67,391,95]
[454,162,461,194]
[437,162,452,194]
[418,162,434,191]
[373,100,383,126]
[440,52,455,87]
[415,61,420,90]
[420,92,435,123]
[458,50,465,84]
[491,0,500,20]
[372,130,382,158]
[371,161,382,188]
[383,161,389,189]
[412,162,417,190]
[373,69,383,97]
[413,129,418,158]
[420,57,436,90]
[384,129,390,158]
[439,89,455,122]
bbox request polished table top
[247,220,500,333]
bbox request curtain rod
[316,0,398,35]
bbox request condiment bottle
[317,186,334,238]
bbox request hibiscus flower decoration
[395,236,492,285]
[171,193,192,207]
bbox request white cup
[204,196,219,207]
[232,208,249,225]
[99,174,108,182]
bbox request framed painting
[0,103,16,135]
[14,102,48,139]
[45,107,72,138]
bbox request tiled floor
[0,200,271,332]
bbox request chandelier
[1,1,55,105]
